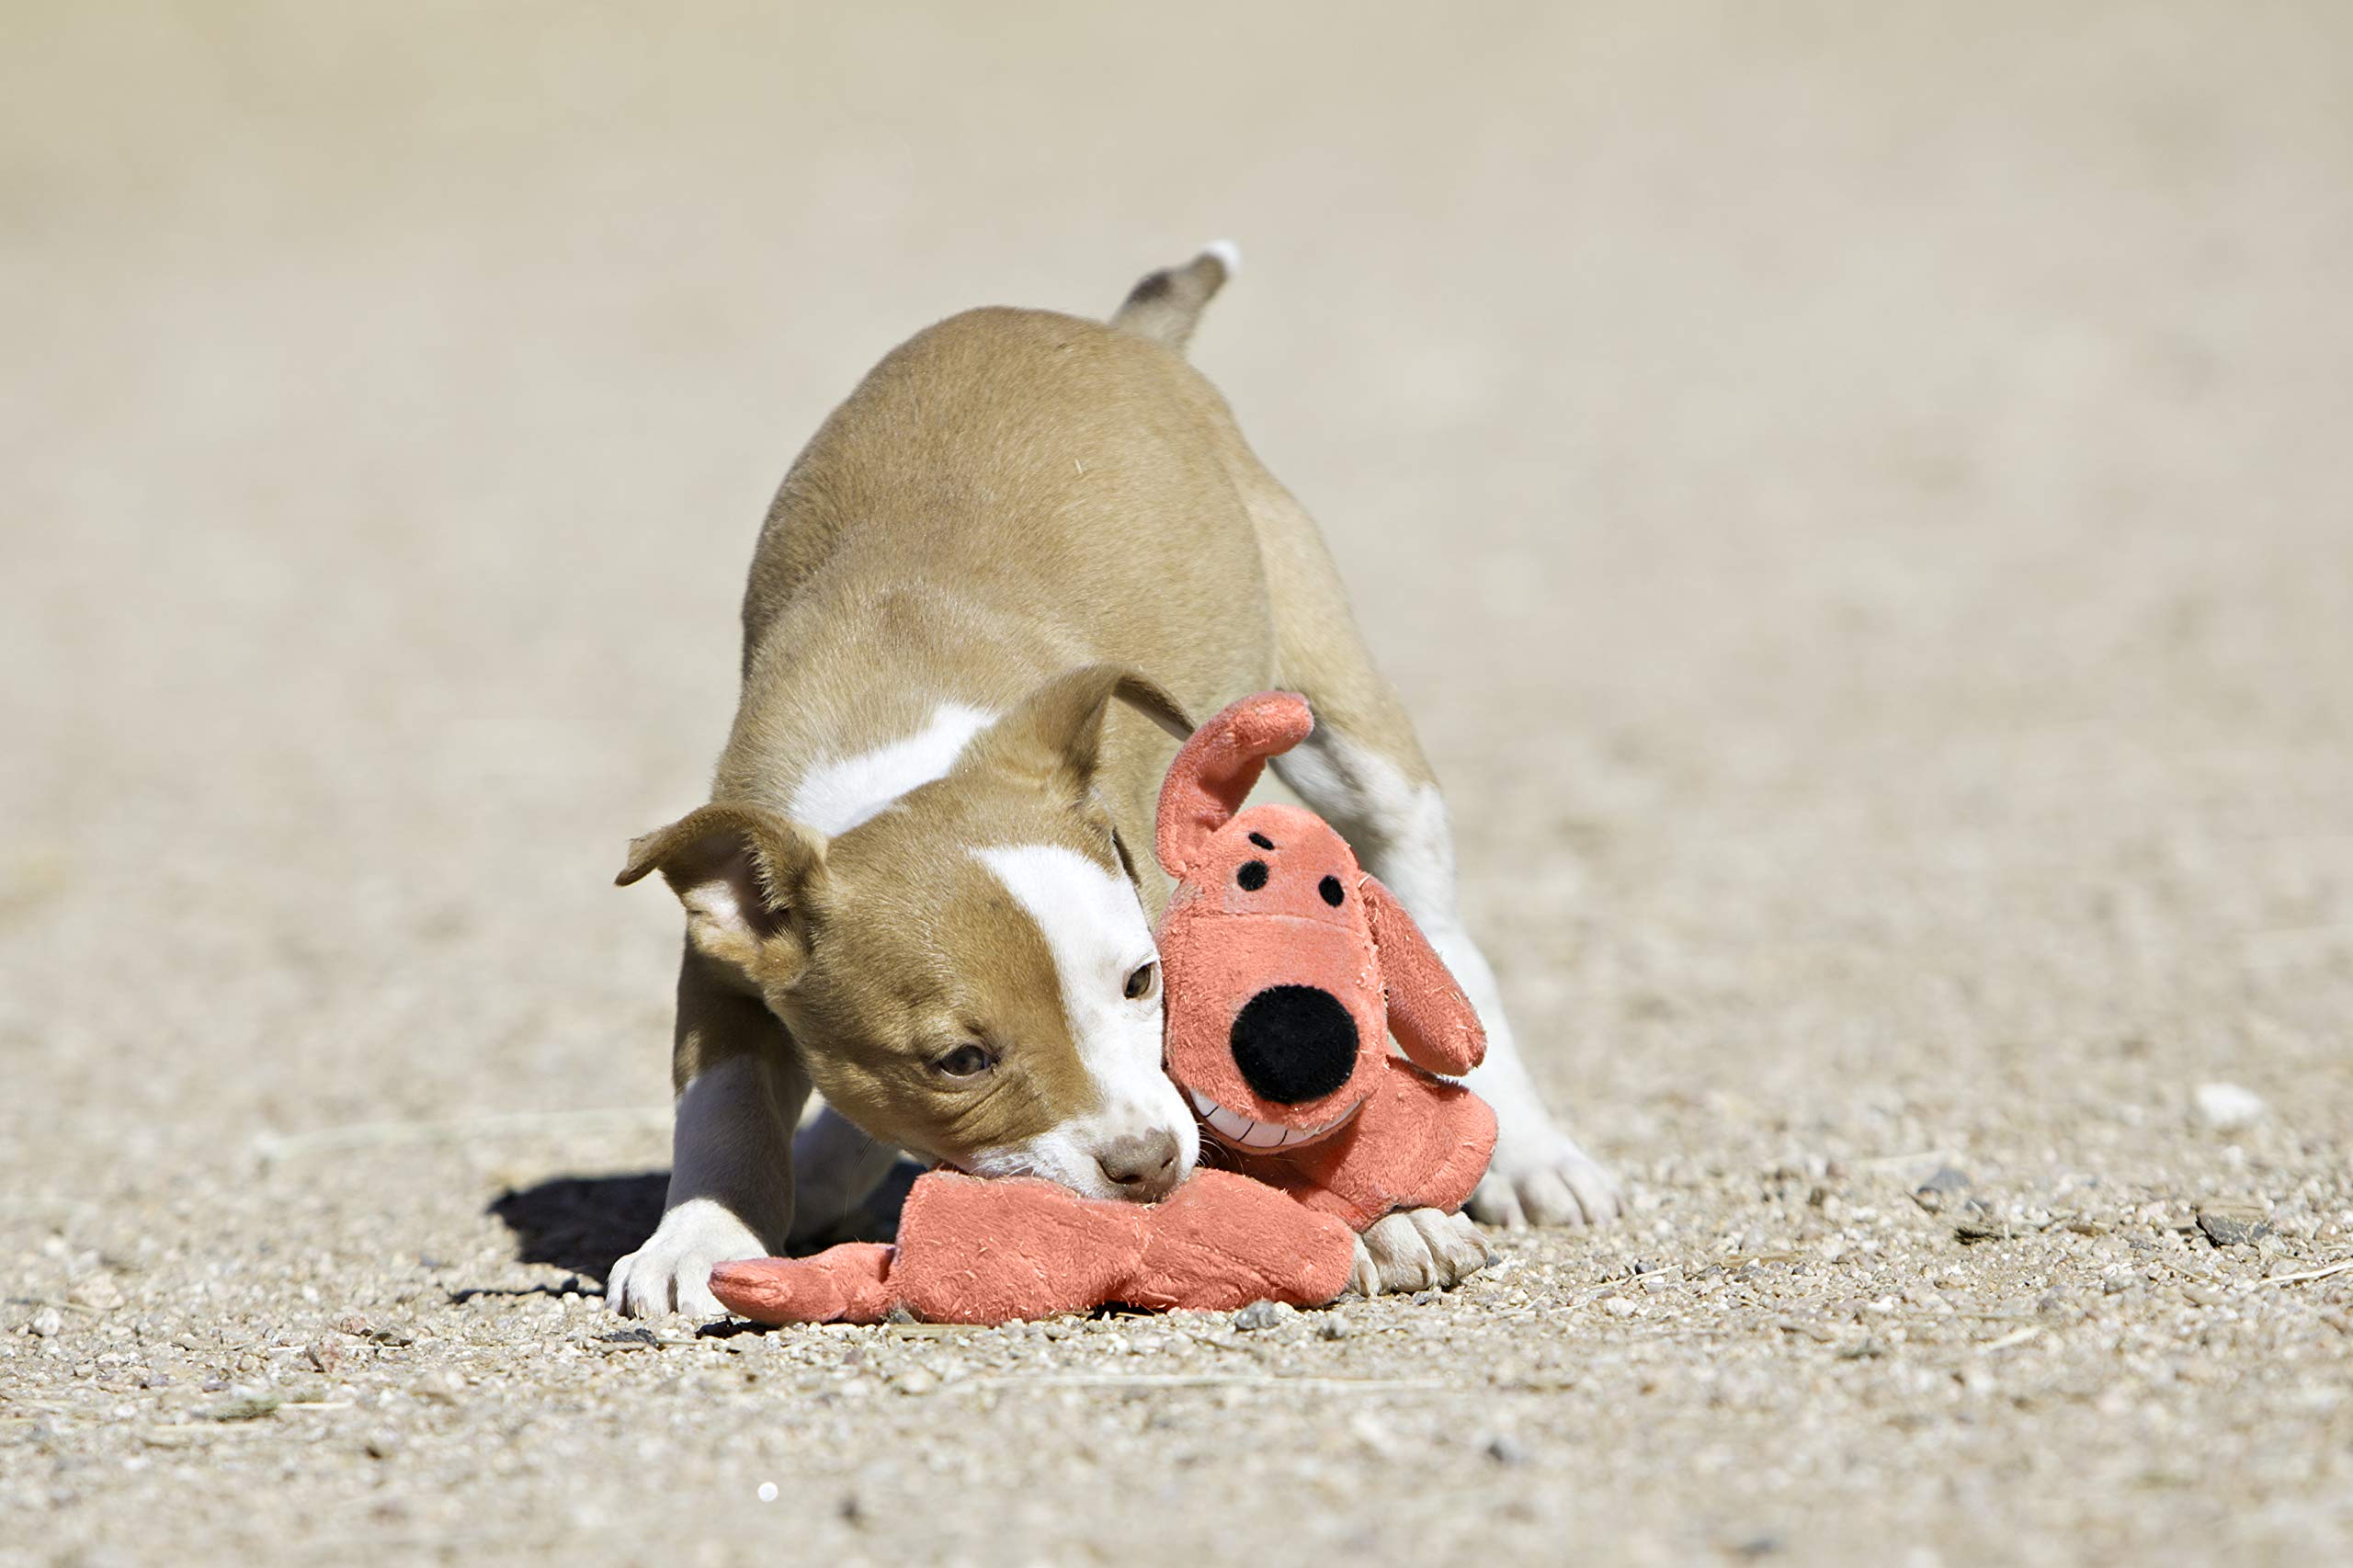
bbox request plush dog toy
[1153,690,1496,1226]
[706,692,1495,1325]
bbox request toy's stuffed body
[706,692,1495,1326]
[710,1168,1353,1326]
[1154,692,1497,1230]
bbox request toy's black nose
[1230,985,1358,1104]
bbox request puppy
[608,245,1620,1317]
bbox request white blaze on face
[971,844,1199,1198]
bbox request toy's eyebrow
[1247,831,1275,849]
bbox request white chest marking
[789,703,995,835]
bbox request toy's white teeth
[1186,1088,1357,1150]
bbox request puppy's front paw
[604,1199,767,1319]
[1470,1123,1623,1230]
[1356,1208,1494,1295]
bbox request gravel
[6,6,2353,1566]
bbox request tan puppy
[608,246,1620,1317]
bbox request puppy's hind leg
[1273,708,1622,1228]
[785,1107,912,1248]
[1245,480,1622,1228]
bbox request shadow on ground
[488,1173,667,1282]
[488,1164,924,1278]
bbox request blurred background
[4,4,2349,1561]
[8,0,2347,1171]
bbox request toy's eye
[1236,859,1268,892]
[934,1044,995,1081]
[1319,875,1345,907]
[1123,961,1158,1001]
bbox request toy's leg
[709,1244,896,1325]
[891,1176,1145,1324]
[1249,520,1622,1227]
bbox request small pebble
[29,1307,64,1338]
[303,1338,345,1374]
[1315,1315,1350,1341]
[2196,1207,2271,1248]
[68,1274,123,1312]
[1912,1166,1972,1213]
[2193,1083,2268,1132]
[1604,1296,1639,1318]
[892,1368,939,1396]
[1483,1433,1527,1464]
[1233,1301,1288,1332]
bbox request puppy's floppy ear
[961,663,1193,800]
[617,804,828,989]
[1154,691,1315,877]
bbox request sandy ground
[6,4,2353,1563]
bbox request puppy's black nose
[1096,1130,1181,1201]
[1230,985,1358,1104]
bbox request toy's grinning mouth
[1186,1088,1361,1151]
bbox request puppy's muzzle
[1230,984,1358,1105]
[1094,1129,1182,1201]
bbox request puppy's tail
[1109,241,1239,354]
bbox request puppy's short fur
[608,247,1621,1317]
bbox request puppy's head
[620,665,1199,1202]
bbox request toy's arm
[1413,1076,1501,1215]
[709,1243,897,1325]
[1361,876,1486,1077]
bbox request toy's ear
[959,664,1192,803]
[1360,875,1486,1077]
[618,803,829,992]
[1155,692,1315,878]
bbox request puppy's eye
[934,1044,995,1081]
[1236,859,1268,892]
[1123,961,1158,1002]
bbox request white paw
[1470,1123,1624,1229]
[1351,1209,1495,1295]
[604,1198,767,1319]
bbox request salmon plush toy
[706,692,1495,1326]
[1152,690,1496,1226]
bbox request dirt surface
[6,5,2352,1564]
